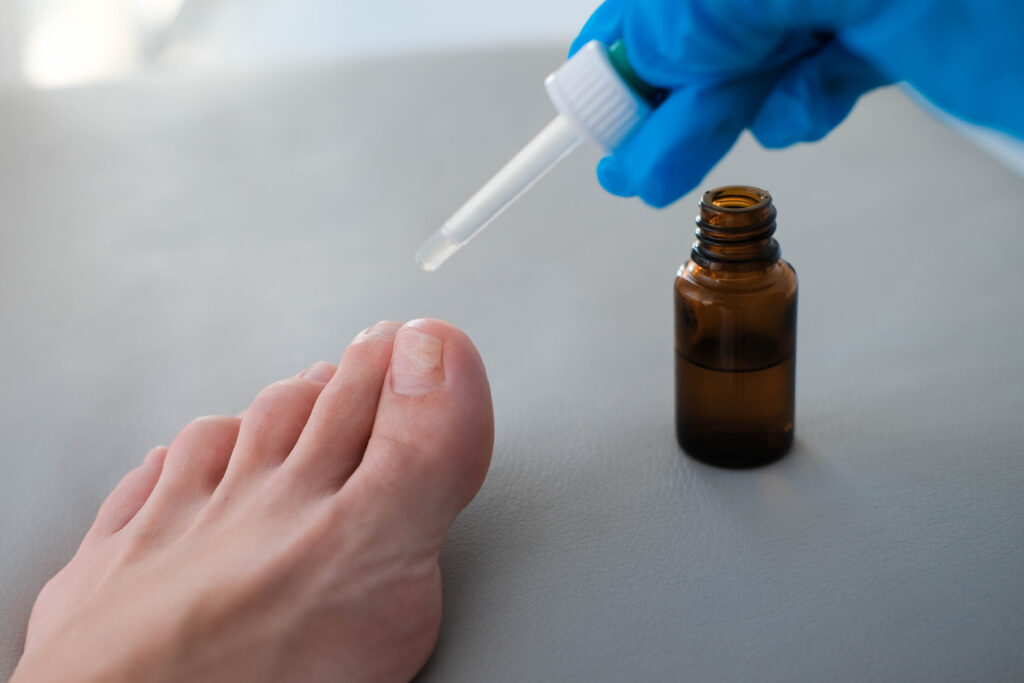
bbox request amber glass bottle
[674,186,797,468]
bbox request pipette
[416,40,666,271]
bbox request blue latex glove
[572,0,1024,207]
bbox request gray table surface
[2,48,1023,681]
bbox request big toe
[342,319,494,542]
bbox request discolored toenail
[303,361,336,383]
[391,327,444,396]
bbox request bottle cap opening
[704,186,771,212]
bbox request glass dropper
[416,40,666,271]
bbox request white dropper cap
[416,41,658,271]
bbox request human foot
[13,319,493,683]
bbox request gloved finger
[619,0,825,86]
[598,70,780,208]
[751,40,890,148]
[570,0,623,57]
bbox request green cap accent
[607,40,667,106]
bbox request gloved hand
[573,0,1024,207]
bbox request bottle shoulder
[675,259,797,300]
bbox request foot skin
[13,319,493,683]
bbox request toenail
[391,328,444,396]
[354,320,402,343]
[304,361,335,383]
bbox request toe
[150,416,240,499]
[88,446,167,539]
[283,321,402,491]
[123,417,239,538]
[298,361,337,383]
[219,374,331,485]
[340,319,493,540]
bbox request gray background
[2,48,1023,680]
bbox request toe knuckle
[374,433,449,479]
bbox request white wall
[2,0,1022,180]
[0,0,23,83]
[0,0,193,87]
[0,0,601,85]
[161,0,601,68]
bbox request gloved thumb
[569,0,622,57]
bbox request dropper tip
[415,229,461,272]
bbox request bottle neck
[690,186,780,272]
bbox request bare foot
[13,319,493,683]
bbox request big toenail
[304,361,335,383]
[354,320,402,342]
[391,328,444,396]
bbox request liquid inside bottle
[674,186,798,468]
